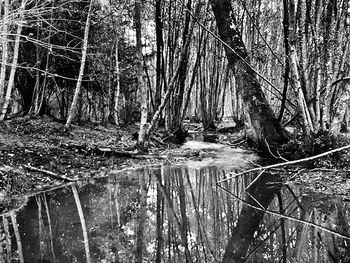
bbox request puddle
[1,144,350,262]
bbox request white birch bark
[0,0,10,106]
[135,0,148,147]
[64,0,93,130]
[114,36,121,126]
[0,0,26,121]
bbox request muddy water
[1,142,350,262]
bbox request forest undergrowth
[0,116,199,197]
[0,116,350,201]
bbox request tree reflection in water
[0,165,349,262]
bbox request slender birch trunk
[135,0,148,148]
[114,36,121,126]
[0,0,26,121]
[0,0,10,106]
[64,0,93,130]
[72,185,91,263]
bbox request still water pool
[1,142,349,262]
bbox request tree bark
[0,0,26,121]
[0,0,9,107]
[145,3,201,138]
[155,0,163,110]
[278,0,291,122]
[135,0,148,149]
[64,0,93,130]
[289,47,314,135]
[114,36,121,126]
[169,0,192,131]
[211,0,289,149]
[289,0,314,135]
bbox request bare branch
[217,144,350,184]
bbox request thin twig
[265,138,289,162]
[245,169,266,190]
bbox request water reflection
[1,164,350,262]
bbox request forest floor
[0,116,350,203]
[0,117,209,196]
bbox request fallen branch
[24,165,75,182]
[60,143,138,158]
[217,144,350,184]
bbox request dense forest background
[0,0,349,141]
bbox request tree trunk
[155,0,163,111]
[340,102,350,132]
[135,0,148,149]
[0,0,26,121]
[289,0,314,135]
[211,0,289,149]
[64,0,93,130]
[169,0,192,131]
[145,3,201,138]
[0,0,9,107]
[114,36,121,126]
[289,47,314,135]
[278,0,290,122]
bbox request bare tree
[65,0,93,130]
[0,0,27,121]
[135,0,148,148]
[0,0,10,108]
